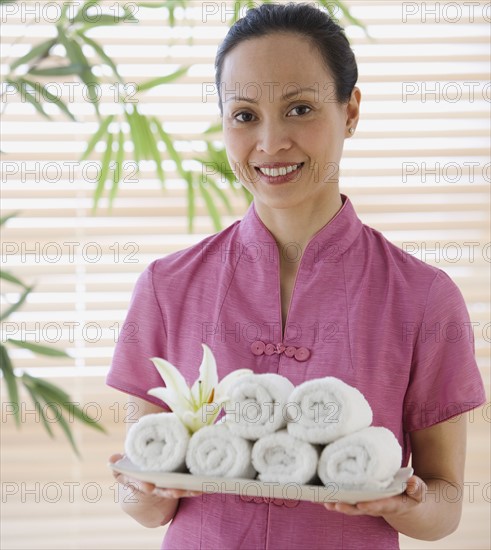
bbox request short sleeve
[105,262,170,409]
[403,270,486,432]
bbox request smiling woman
[106,3,486,550]
[220,33,358,247]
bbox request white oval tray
[110,457,413,504]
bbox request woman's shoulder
[360,222,445,280]
[354,222,468,309]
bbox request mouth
[253,162,305,184]
[255,163,304,177]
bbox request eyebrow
[224,86,318,104]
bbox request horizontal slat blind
[1,0,489,386]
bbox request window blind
[1,0,489,386]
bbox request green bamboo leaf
[80,68,100,115]
[76,31,123,82]
[63,401,106,433]
[77,11,138,28]
[152,117,186,178]
[186,171,195,233]
[28,64,84,77]
[196,143,235,185]
[23,372,71,401]
[30,379,105,433]
[43,400,81,456]
[0,211,19,227]
[125,109,142,165]
[92,131,114,212]
[22,383,54,437]
[57,30,100,113]
[0,271,27,288]
[59,1,71,22]
[144,116,165,185]
[232,1,241,23]
[204,176,233,214]
[198,179,221,231]
[7,338,69,357]
[137,66,188,93]
[10,38,56,71]
[8,78,50,120]
[109,129,125,208]
[132,109,152,160]
[19,77,76,121]
[57,29,86,66]
[80,114,114,161]
[0,286,32,322]
[204,122,223,135]
[0,345,20,427]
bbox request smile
[256,163,304,177]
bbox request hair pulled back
[215,2,358,112]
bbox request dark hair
[215,2,358,113]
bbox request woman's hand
[322,415,468,541]
[109,453,201,527]
[323,475,426,517]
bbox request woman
[108,3,486,549]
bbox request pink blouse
[107,194,485,549]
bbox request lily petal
[150,357,190,398]
[190,344,218,405]
[182,410,205,433]
[147,387,191,418]
[196,400,222,426]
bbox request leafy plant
[0,214,106,455]
[2,0,365,231]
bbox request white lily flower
[147,344,252,433]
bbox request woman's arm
[110,396,199,528]
[324,414,468,541]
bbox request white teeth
[258,164,301,177]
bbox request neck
[254,192,344,258]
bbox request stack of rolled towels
[125,374,402,490]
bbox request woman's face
[221,32,360,212]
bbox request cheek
[224,130,253,165]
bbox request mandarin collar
[237,194,363,270]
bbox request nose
[256,118,292,155]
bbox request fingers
[152,488,202,499]
[324,496,400,517]
[405,475,427,503]
[108,453,124,464]
[322,476,428,517]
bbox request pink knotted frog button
[284,346,296,358]
[251,341,265,356]
[294,347,311,362]
[264,343,276,356]
[275,343,286,354]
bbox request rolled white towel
[252,430,319,484]
[124,412,190,472]
[318,426,402,490]
[185,423,256,478]
[287,377,372,444]
[225,373,294,440]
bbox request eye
[288,105,312,117]
[234,111,256,123]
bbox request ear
[345,87,361,138]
